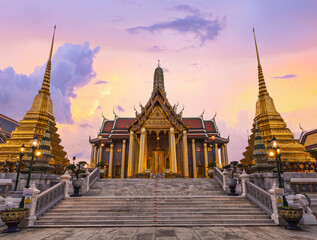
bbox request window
[117,148,122,152]
[196,147,200,152]
[208,147,212,152]
[106,148,110,152]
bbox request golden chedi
[0,26,69,172]
[241,29,315,168]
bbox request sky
[0,0,317,163]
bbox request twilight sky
[1,0,317,163]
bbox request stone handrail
[245,180,273,216]
[88,167,100,188]
[214,167,223,185]
[35,181,65,217]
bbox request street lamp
[14,144,26,191]
[268,136,288,206]
[19,134,41,208]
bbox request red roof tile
[114,118,135,129]
[183,118,203,129]
[204,121,216,132]
[103,121,114,132]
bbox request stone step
[38,215,270,220]
[44,211,265,216]
[32,222,277,228]
[34,218,274,226]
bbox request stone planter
[228,178,238,196]
[278,207,303,230]
[71,179,83,197]
[0,208,28,233]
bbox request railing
[245,180,273,216]
[35,181,65,217]
[88,167,100,188]
[214,167,223,186]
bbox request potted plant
[224,161,243,196]
[1,207,28,233]
[207,162,215,178]
[68,161,88,197]
[278,206,303,230]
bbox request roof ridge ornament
[199,109,205,119]
[113,109,119,120]
[299,123,305,133]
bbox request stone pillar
[127,131,134,178]
[240,170,249,197]
[138,127,146,173]
[90,145,95,167]
[121,140,126,178]
[108,143,114,178]
[224,143,228,165]
[27,183,40,227]
[215,143,220,168]
[182,130,189,178]
[269,182,284,224]
[169,127,177,173]
[191,139,197,178]
[61,171,71,198]
[203,142,208,178]
[223,169,229,191]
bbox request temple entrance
[149,136,166,174]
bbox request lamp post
[268,135,288,206]
[19,134,41,208]
[14,144,26,191]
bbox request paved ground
[0,226,316,240]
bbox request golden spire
[39,25,56,95]
[253,28,268,97]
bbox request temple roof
[0,114,19,137]
[90,63,228,145]
[299,128,317,150]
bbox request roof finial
[49,25,56,62]
[253,28,268,96]
[158,59,160,67]
[253,28,260,66]
[39,25,56,95]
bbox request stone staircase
[33,178,276,227]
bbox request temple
[0,26,69,172]
[0,114,19,144]
[241,29,315,168]
[90,64,229,178]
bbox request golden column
[94,145,99,165]
[138,127,146,173]
[127,131,134,178]
[191,139,197,178]
[90,145,95,167]
[203,142,208,177]
[121,139,126,179]
[108,143,114,178]
[224,143,229,165]
[182,130,189,177]
[215,143,220,168]
[99,143,104,164]
[169,127,177,173]
[220,145,224,167]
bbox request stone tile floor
[0,226,316,240]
